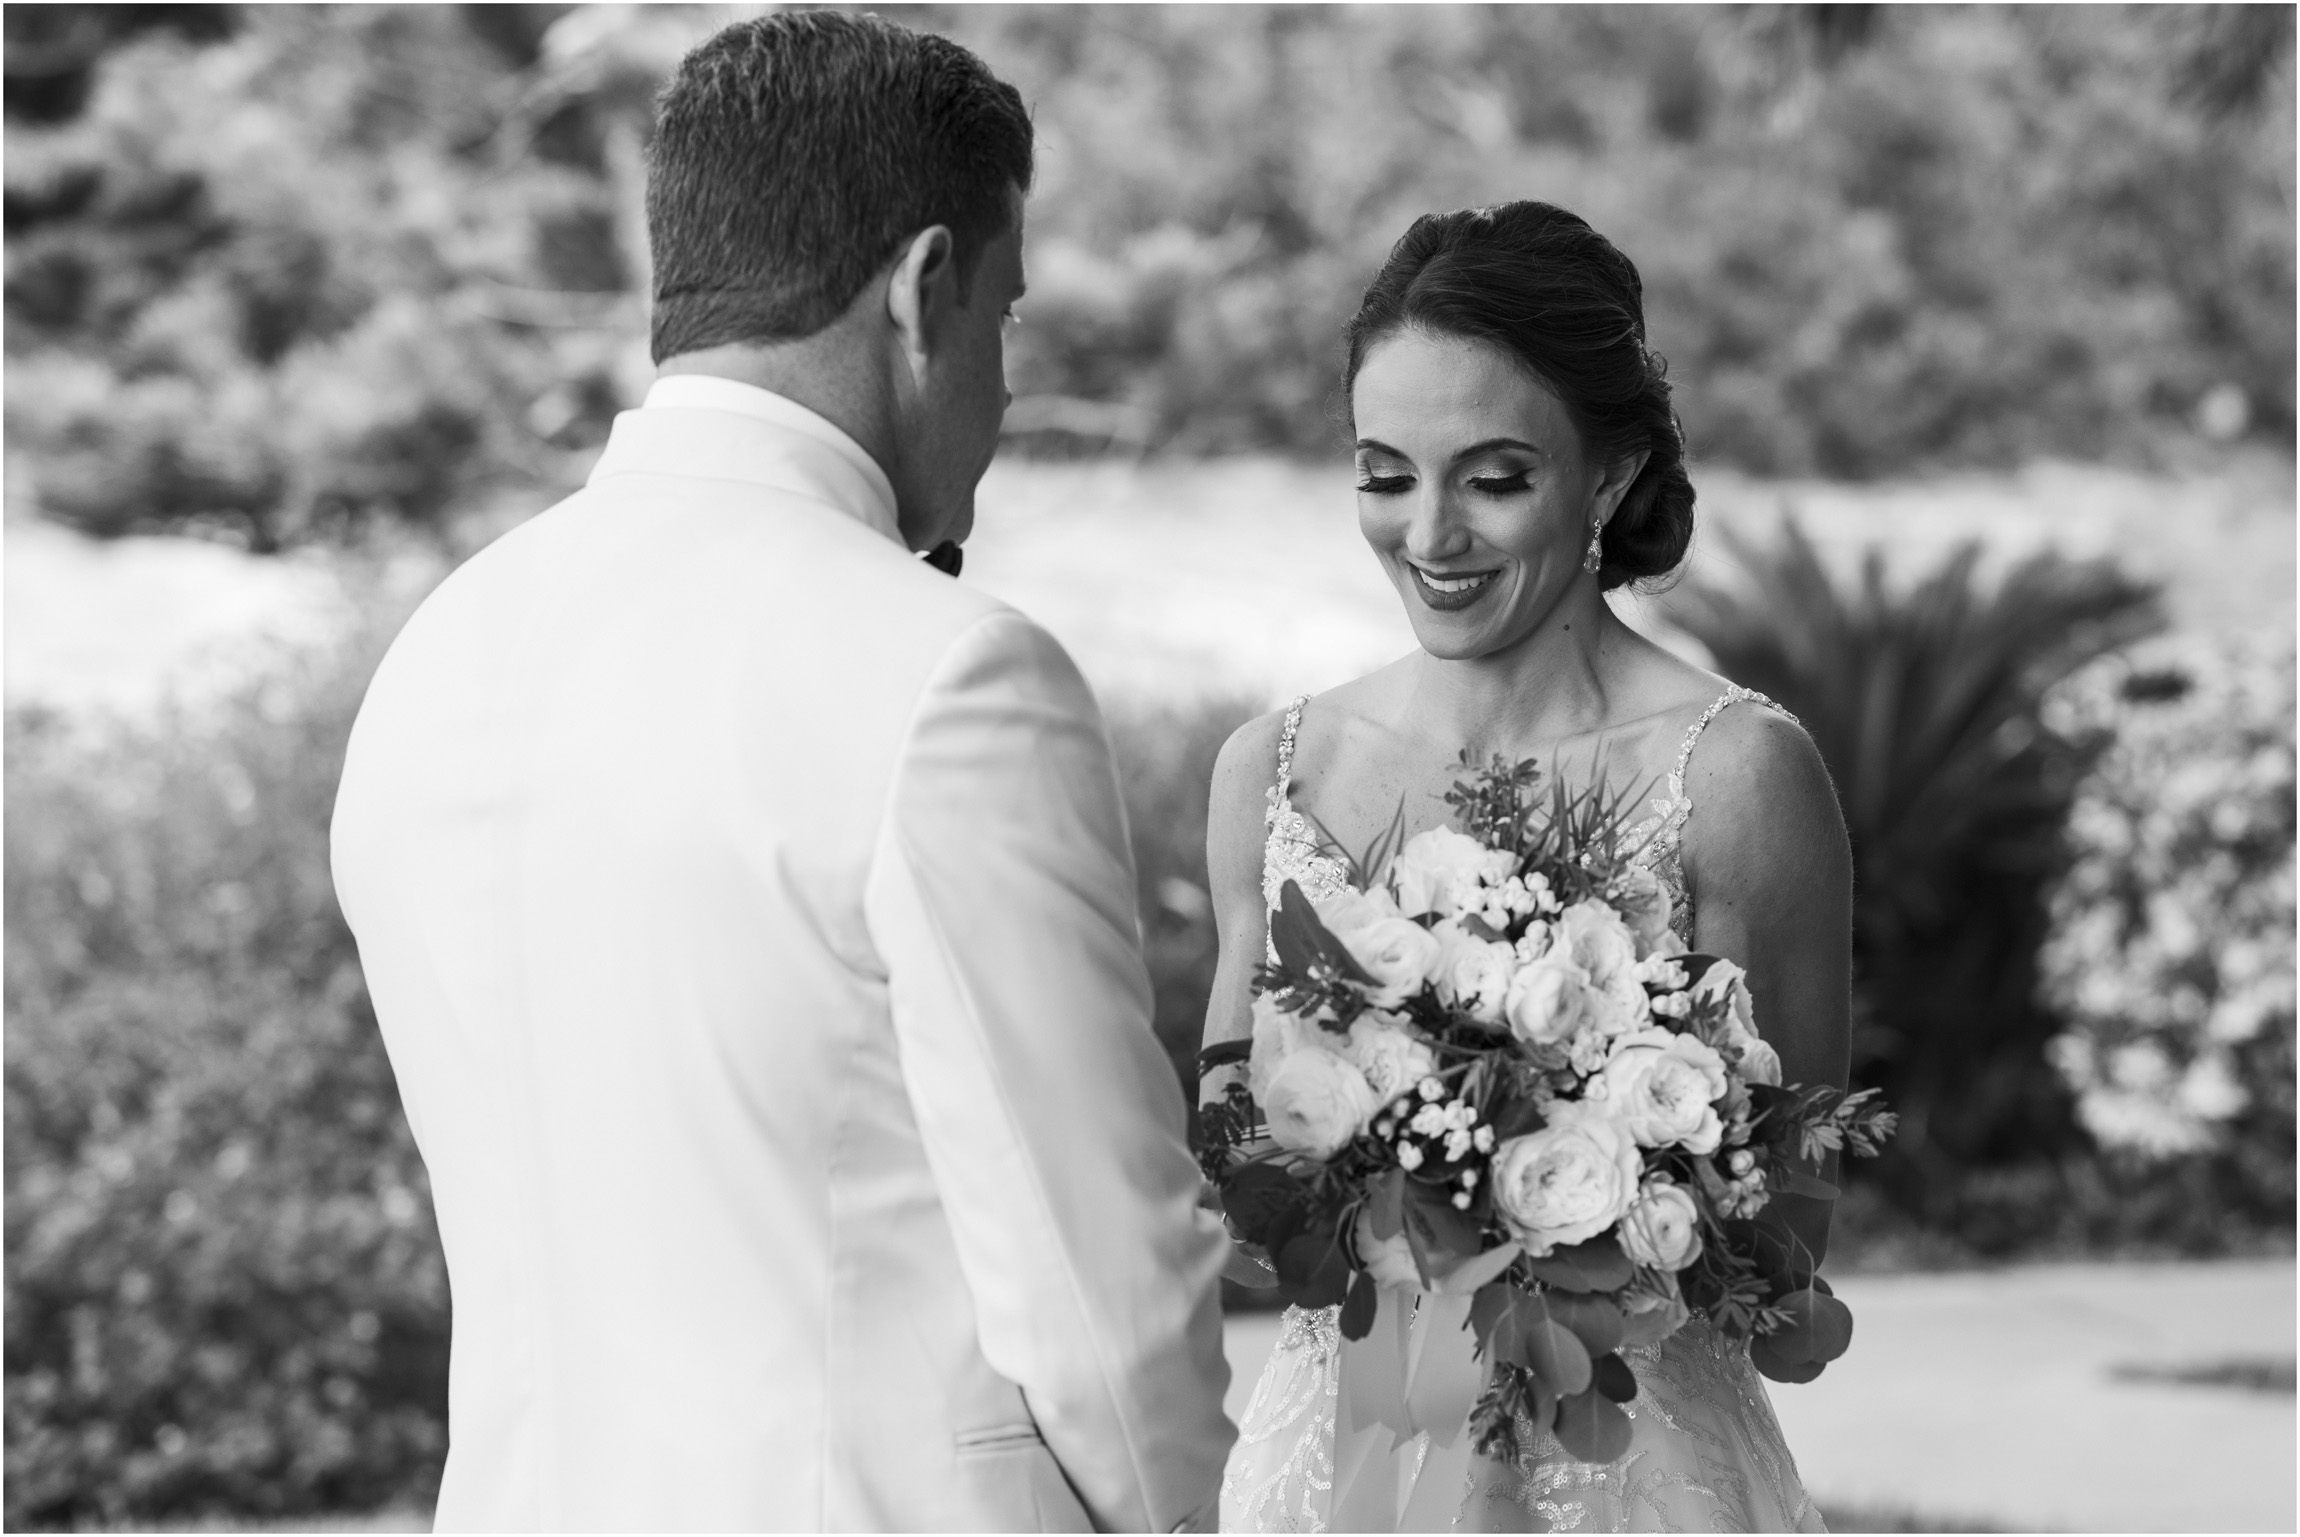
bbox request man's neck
[655,333,900,488]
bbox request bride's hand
[1198,1177,1281,1288]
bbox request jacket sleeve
[862,610,1235,1532]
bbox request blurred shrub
[944,4,2294,471]
[3,625,449,1530]
[1106,692,1266,1093]
[1668,522,2164,1233]
[7,5,2294,551]
[2038,634,2294,1221]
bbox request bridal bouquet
[1197,754,1896,1464]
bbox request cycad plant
[1669,520,2162,1227]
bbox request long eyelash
[1469,473,1532,494]
[1356,474,1413,494]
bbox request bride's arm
[1200,709,1289,1106]
[1678,702,1854,1275]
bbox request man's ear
[884,224,958,388]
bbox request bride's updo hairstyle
[1344,202,1694,591]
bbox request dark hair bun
[1344,202,1695,592]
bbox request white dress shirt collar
[586,374,904,546]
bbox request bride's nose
[1401,487,1474,564]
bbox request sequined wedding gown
[1220,689,1826,1534]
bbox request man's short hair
[645,11,1034,363]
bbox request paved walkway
[1222,1258,2295,1533]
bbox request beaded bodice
[1261,684,1791,949]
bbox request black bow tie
[923,541,964,578]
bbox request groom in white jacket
[331,12,1232,1531]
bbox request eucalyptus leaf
[1591,1351,1639,1404]
[1367,1168,1405,1242]
[1544,1292,1626,1356]
[1553,1386,1634,1462]
[1431,1242,1523,1297]
[1339,1269,1379,1341]
[1772,1287,1854,1363]
[1775,1169,1841,1200]
[1752,1332,1826,1385]
[1522,1298,1592,1397]
[1197,1038,1252,1073]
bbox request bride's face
[1352,329,1615,663]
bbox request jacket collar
[587,376,904,546]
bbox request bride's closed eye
[1467,470,1533,495]
[1356,470,1414,494]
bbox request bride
[1202,202,1850,1532]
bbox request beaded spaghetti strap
[1273,694,1308,800]
[1666,685,1795,807]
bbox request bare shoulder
[1207,706,1291,878]
[1680,698,1849,888]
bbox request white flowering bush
[2040,633,2295,1160]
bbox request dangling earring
[1582,521,1604,575]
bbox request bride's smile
[1351,328,1645,664]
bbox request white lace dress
[1220,688,1826,1534]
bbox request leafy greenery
[1667,521,2168,1234]
[6,5,2293,550]
[3,622,446,1532]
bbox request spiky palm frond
[1669,519,2162,1210]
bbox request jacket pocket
[953,1425,1092,1532]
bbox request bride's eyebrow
[1450,436,1542,464]
[1352,437,1407,457]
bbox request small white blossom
[1397,1142,1425,1172]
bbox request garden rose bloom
[1260,1047,1380,1159]
[1312,884,1404,943]
[1344,1016,1439,1100]
[1610,867,1675,956]
[1345,916,1444,1007]
[1504,956,1598,1047]
[1617,1179,1704,1270]
[1488,1101,1644,1255]
[1600,1028,1729,1153]
[1431,919,1514,1024]
[1312,887,1441,1006]
[1247,992,1313,1103]
[1735,1034,1783,1087]
[1352,1208,1423,1289]
[1391,827,1513,919]
[1556,899,1640,988]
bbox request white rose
[1352,1208,1423,1289]
[1312,884,1404,941]
[1247,992,1316,1103]
[1610,868,1676,957]
[1343,1016,1439,1101]
[1691,960,1781,1085]
[1599,1028,1730,1154]
[1503,955,1598,1047]
[1309,887,1440,1006]
[1431,920,1514,1025]
[1391,827,1514,920]
[1693,959,1757,1036]
[1339,916,1444,1007]
[1556,899,1641,989]
[1617,1179,1704,1270]
[1261,1048,1380,1160]
[1489,1101,1644,1256]
[1735,1034,1783,1087]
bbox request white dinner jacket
[331,378,1233,1533]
